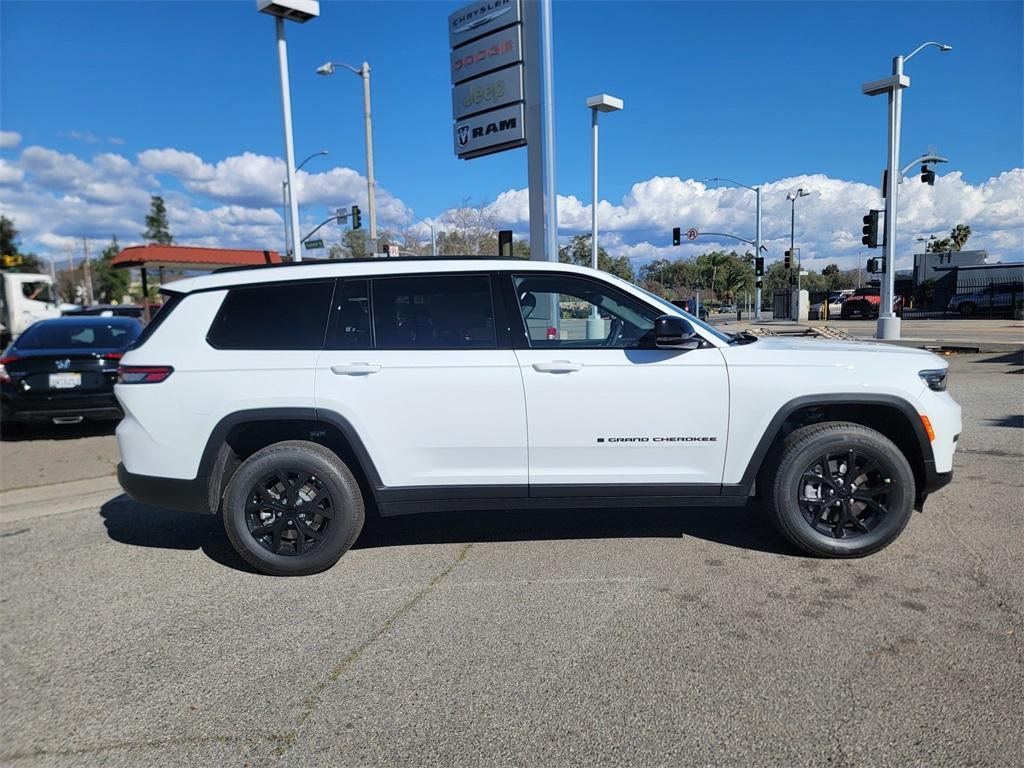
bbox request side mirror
[654,314,700,350]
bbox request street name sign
[304,239,324,249]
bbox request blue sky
[1,0,1022,267]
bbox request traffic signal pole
[754,186,762,321]
[878,54,905,340]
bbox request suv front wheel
[765,421,915,557]
[222,440,365,576]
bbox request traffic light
[866,257,885,274]
[784,250,792,270]
[862,210,880,248]
[672,227,681,247]
[921,165,935,185]
[755,256,764,276]
[351,205,362,230]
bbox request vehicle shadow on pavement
[98,494,261,574]
[1,421,117,442]
[98,495,801,571]
[353,503,801,557]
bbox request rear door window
[370,274,496,350]
[207,280,335,350]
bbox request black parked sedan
[0,316,142,426]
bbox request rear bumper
[117,463,212,514]
[2,391,122,422]
[3,405,122,422]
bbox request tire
[958,302,976,317]
[764,421,915,558]
[222,440,364,576]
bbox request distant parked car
[840,288,903,319]
[718,304,737,314]
[810,289,854,320]
[671,299,710,321]
[947,284,1022,316]
[1,316,142,426]
[62,304,146,320]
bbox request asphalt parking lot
[1,352,1022,767]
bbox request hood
[728,335,945,364]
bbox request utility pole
[82,238,94,306]
[360,62,378,251]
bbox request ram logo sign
[452,103,525,158]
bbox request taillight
[546,327,557,341]
[103,352,124,361]
[0,355,18,384]
[117,365,174,384]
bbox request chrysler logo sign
[448,0,521,48]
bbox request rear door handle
[532,361,583,373]
[330,363,381,376]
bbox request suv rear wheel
[222,440,364,576]
[765,421,915,557]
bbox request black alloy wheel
[798,449,892,539]
[245,469,333,556]
[764,421,915,557]
[223,440,365,576]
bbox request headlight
[919,369,948,392]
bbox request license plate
[49,373,81,389]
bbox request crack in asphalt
[271,543,474,758]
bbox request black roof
[213,255,526,275]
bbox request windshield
[20,281,56,304]
[16,320,141,350]
[624,281,733,344]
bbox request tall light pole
[584,94,623,340]
[787,188,809,291]
[863,40,952,340]
[705,177,763,320]
[258,1,319,263]
[317,60,378,253]
[282,149,328,259]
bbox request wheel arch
[197,407,382,514]
[735,394,934,500]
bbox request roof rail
[212,254,526,274]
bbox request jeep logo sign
[452,63,523,120]
[453,103,525,158]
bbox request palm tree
[950,224,972,252]
[703,252,731,299]
[719,266,748,304]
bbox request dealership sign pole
[449,0,557,262]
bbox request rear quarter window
[207,280,335,350]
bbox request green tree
[92,236,131,303]
[141,195,173,244]
[0,215,44,273]
[558,234,634,281]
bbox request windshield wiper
[730,330,760,345]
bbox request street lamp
[317,60,378,253]
[862,40,952,340]
[258,0,320,263]
[585,93,623,340]
[282,149,327,259]
[786,188,809,291]
[704,177,763,319]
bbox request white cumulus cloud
[0,131,22,149]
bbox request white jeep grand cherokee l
[116,258,960,576]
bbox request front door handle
[532,361,583,373]
[330,363,381,376]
